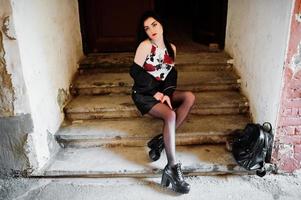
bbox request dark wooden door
[192,0,228,49]
[79,0,154,53]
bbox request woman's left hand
[161,95,173,109]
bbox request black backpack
[231,122,274,177]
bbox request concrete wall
[10,0,83,170]
[225,0,293,127]
[0,0,34,176]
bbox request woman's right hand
[161,95,173,109]
[153,92,164,101]
[153,92,173,109]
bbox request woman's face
[143,17,163,40]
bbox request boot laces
[175,163,184,181]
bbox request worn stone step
[71,70,241,95]
[56,114,250,148]
[64,91,249,120]
[79,52,232,74]
[32,144,250,177]
[79,63,233,74]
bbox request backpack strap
[260,126,269,162]
[255,127,269,177]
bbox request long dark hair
[136,10,174,60]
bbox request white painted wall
[225,0,293,127]
[11,0,83,169]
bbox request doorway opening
[155,0,228,52]
[78,0,228,53]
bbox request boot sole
[161,172,190,194]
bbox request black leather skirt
[131,90,160,115]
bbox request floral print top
[143,42,174,81]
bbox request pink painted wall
[274,0,301,172]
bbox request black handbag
[231,122,274,177]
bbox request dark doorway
[155,0,228,52]
[78,0,154,53]
[78,0,228,54]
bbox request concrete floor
[1,170,301,200]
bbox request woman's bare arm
[134,40,152,66]
[170,43,176,60]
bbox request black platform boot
[147,134,164,161]
[148,137,164,161]
[161,163,190,194]
[147,133,163,148]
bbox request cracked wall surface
[0,29,14,117]
[10,0,83,171]
[1,0,83,175]
[0,0,36,176]
[0,0,83,173]
[57,88,71,112]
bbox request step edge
[65,103,250,113]
[34,165,250,177]
[73,82,240,89]
[55,131,234,141]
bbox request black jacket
[129,62,177,97]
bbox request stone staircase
[34,51,253,177]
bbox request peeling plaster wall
[0,0,31,116]
[10,0,83,169]
[225,0,293,127]
[0,27,14,116]
[0,0,34,175]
